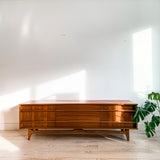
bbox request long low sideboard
[19,100,138,140]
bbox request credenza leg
[125,129,130,141]
[28,129,32,140]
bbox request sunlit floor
[0,130,160,160]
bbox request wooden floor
[0,130,160,160]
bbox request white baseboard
[0,123,19,130]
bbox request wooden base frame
[27,129,130,141]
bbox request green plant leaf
[132,107,146,122]
[151,115,160,127]
[133,92,160,138]
[148,92,160,101]
[144,101,157,113]
[145,121,156,138]
[149,121,155,128]
[148,93,153,100]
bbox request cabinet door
[20,105,56,129]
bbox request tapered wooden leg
[28,129,32,140]
[125,129,130,141]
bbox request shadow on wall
[0,70,86,130]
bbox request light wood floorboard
[0,130,159,160]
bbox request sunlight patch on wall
[133,28,152,96]
[0,88,31,125]
[35,70,86,100]
[0,88,31,111]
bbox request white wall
[0,0,160,130]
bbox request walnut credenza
[19,100,137,140]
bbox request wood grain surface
[19,100,138,140]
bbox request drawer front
[100,122,136,129]
[34,122,47,128]
[56,122,100,128]
[56,104,100,111]
[103,105,136,111]
[34,112,56,121]
[101,111,135,122]
[20,112,32,122]
[21,106,32,110]
[20,111,55,122]
[116,105,136,111]
[20,122,48,128]
[20,122,32,128]
[47,112,56,121]
[33,105,47,110]
[103,105,117,110]
[34,111,46,121]
[20,105,55,111]
[56,116,100,122]
[56,111,100,122]
[47,105,56,110]
[47,122,56,128]
[56,111,100,116]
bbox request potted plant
[133,92,160,137]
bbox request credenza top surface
[20,100,137,105]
